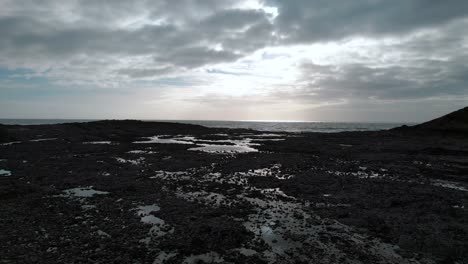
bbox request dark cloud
[295,59,468,101]
[2,0,467,70]
[154,47,241,69]
[267,0,468,43]
[0,1,273,69]
[199,9,267,31]
[116,67,175,78]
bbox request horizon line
[0,118,417,124]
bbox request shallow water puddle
[328,168,388,179]
[150,170,192,181]
[135,135,195,144]
[173,171,308,261]
[83,141,114,144]
[231,247,258,256]
[59,187,109,198]
[96,230,111,238]
[258,188,296,200]
[241,194,410,263]
[0,141,22,146]
[0,169,12,176]
[170,165,412,263]
[243,164,294,180]
[137,204,161,216]
[55,187,109,210]
[134,134,286,153]
[81,204,97,210]
[246,138,285,142]
[240,196,307,257]
[30,138,57,142]
[433,180,468,192]
[115,157,145,165]
[188,144,258,153]
[189,137,262,153]
[127,150,157,154]
[135,204,173,240]
[259,226,292,254]
[199,165,294,187]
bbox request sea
[0,119,414,133]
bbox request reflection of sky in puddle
[137,204,161,216]
[151,170,192,181]
[328,168,387,179]
[188,144,258,153]
[0,141,22,146]
[30,138,57,142]
[260,226,290,254]
[0,169,12,176]
[242,133,284,138]
[433,180,468,192]
[115,157,145,165]
[59,187,109,197]
[232,247,258,256]
[245,164,294,180]
[135,204,173,238]
[135,136,195,144]
[259,188,296,199]
[134,134,286,153]
[247,138,285,142]
[127,150,157,154]
[83,141,113,144]
[81,204,96,210]
[153,164,410,263]
[241,196,309,260]
[141,215,164,225]
[96,230,111,238]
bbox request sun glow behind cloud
[0,0,467,121]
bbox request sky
[1,0,467,122]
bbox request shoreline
[0,119,414,133]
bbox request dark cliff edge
[393,106,468,135]
[416,106,468,132]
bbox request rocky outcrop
[415,106,468,132]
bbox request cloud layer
[1,0,467,121]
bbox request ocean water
[169,120,413,133]
[0,119,413,133]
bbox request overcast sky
[1,0,467,122]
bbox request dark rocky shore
[1,108,467,264]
